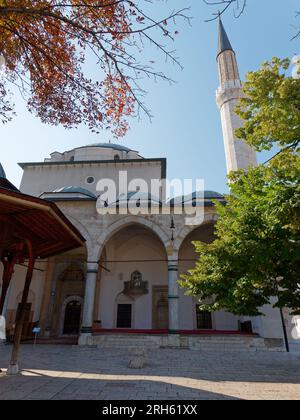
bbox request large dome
[85,143,136,153]
[46,142,142,163]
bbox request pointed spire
[0,162,6,179]
[217,18,234,58]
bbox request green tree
[180,58,300,316]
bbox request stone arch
[59,295,83,335]
[52,264,85,335]
[63,213,92,256]
[176,218,217,331]
[173,213,218,257]
[96,216,170,261]
[96,219,169,330]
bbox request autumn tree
[0,1,189,136]
[180,58,300,316]
[204,0,300,33]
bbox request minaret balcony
[216,79,242,95]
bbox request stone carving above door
[123,271,148,297]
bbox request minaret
[216,19,257,173]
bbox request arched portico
[66,214,94,258]
[95,216,170,261]
[79,211,240,341]
[173,213,218,258]
[177,221,239,331]
[96,222,169,330]
[39,246,87,338]
[80,217,181,340]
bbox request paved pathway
[0,344,300,400]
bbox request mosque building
[1,20,299,351]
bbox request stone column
[79,261,98,345]
[39,259,55,337]
[43,262,60,338]
[168,260,179,334]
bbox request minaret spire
[217,17,233,58]
[216,19,257,173]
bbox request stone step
[190,336,256,342]
[100,338,154,342]
[192,339,260,345]
[190,336,269,352]
[99,340,156,346]
[85,334,284,352]
[94,335,160,349]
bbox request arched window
[114,154,120,161]
[86,176,95,184]
[70,156,75,162]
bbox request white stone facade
[1,24,299,353]
[0,142,297,351]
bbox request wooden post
[7,240,35,375]
[0,252,21,315]
[280,307,290,353]
[0,265,11,315]
[0,224,10,261]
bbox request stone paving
[0,344,300,400]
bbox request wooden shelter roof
[0,186,85,259]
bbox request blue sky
[1,0,299,193]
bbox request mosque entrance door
[117,304,132,328]
[63,300,81,334]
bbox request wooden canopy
[0,186,85,259]
[0,182,86,374]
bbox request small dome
[169,190,224,205]
[0,162,6,179]
[53,186,96,199]
[203,191,224,199]
[85,143,135,153]
[105,191,161,207]
[118,191,160,202]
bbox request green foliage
[236,58,300,152]
[181,59,300,316]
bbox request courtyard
[0,344,300,400]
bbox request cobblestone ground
[0,344,300,400]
